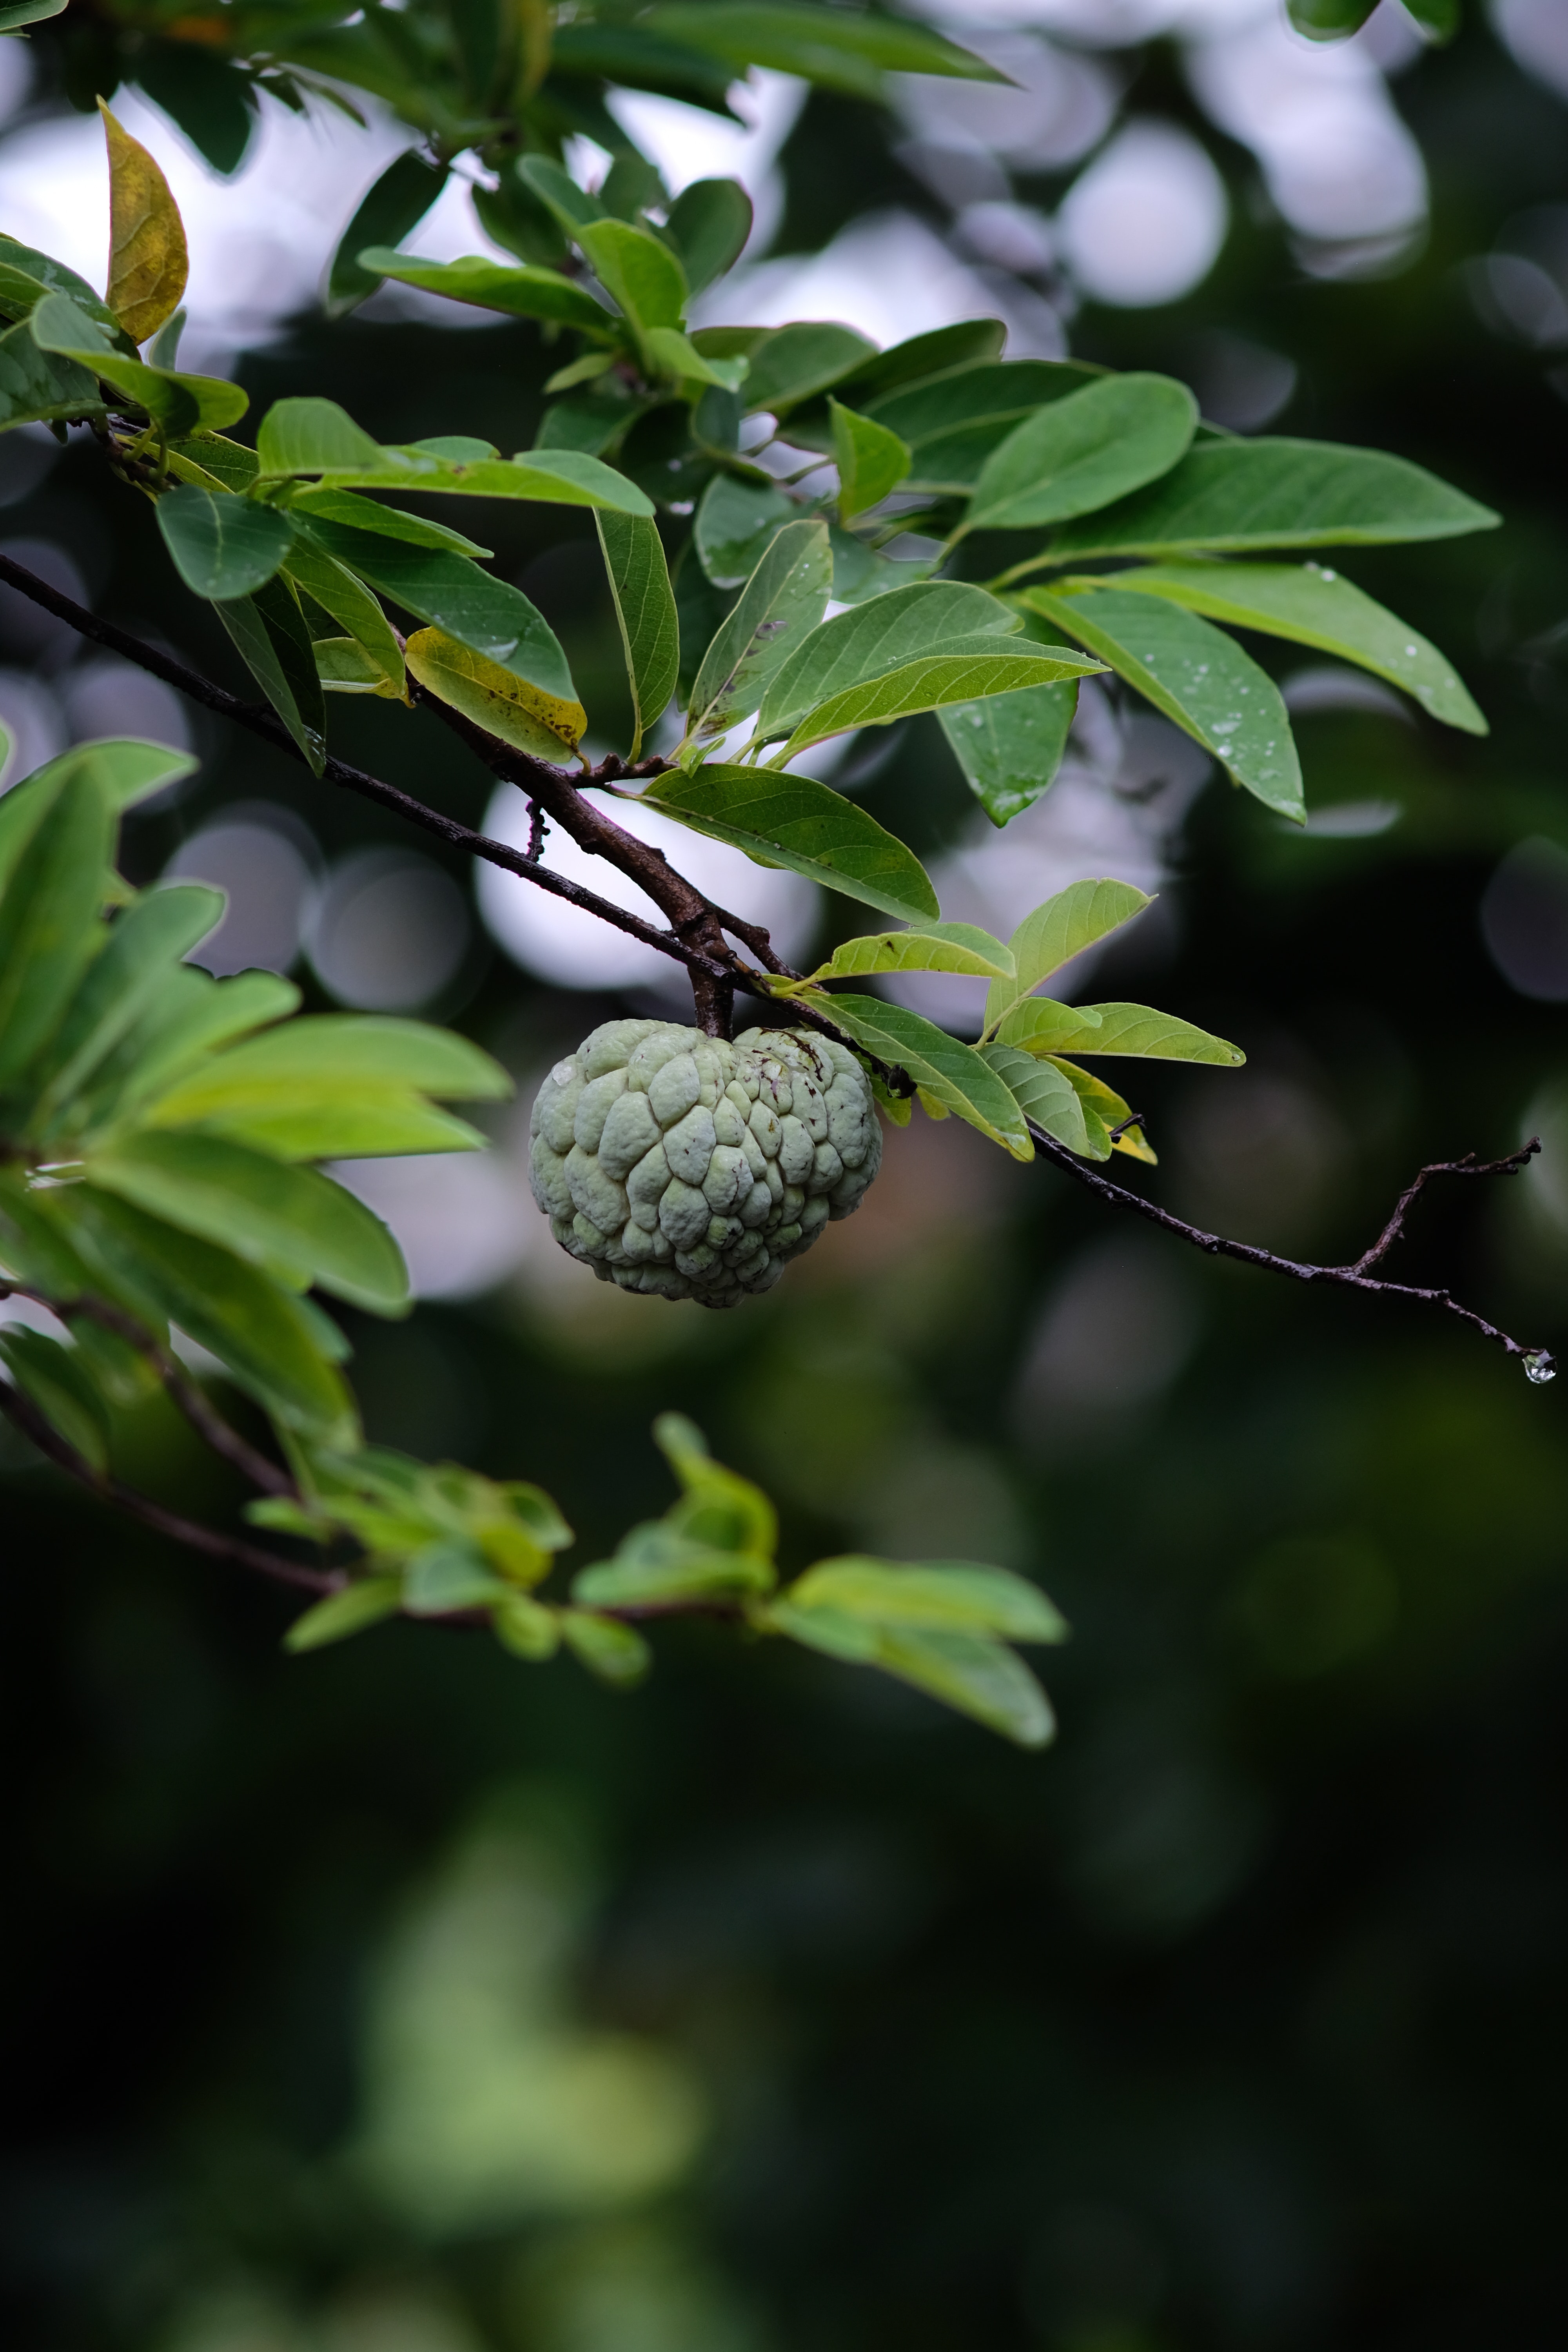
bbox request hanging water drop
[1523,1350,1556,1385]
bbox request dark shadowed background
[5,4,1568,2345]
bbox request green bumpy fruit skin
[529,1019,883,1307]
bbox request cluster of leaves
[0,735,508,1462]
[0,107,1496,1173]
[281,1413,1068,1748]
[0,739,1065,1742]
[20,0,999,200]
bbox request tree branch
[3,550,1548,1370]
[0,552,918,1068]
[1030,1127,1555,1373]
[0,553,735,990]
[407,682,736,1036]
[66,1294,297,1497]
[0,1377,338,1592]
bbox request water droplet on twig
[1524,1350,1556,1385]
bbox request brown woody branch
[0,1376,337,1592]
[1030,1128,1554,1372]
[0,554,1548,1371]
[0,552,914,1073]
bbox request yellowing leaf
[405,626,586,761]
[99,102,189,346]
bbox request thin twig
[0,1378,337,1592]
[1030,1127,1553,1369]
[0,553,734,988]
[66,1294,296,1497]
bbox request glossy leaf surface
[596,510,679,758]
[1098,561,1486,733]
[1025,587,1304,821]
[641,766,940,922]
[966,372,1197,532]
[1047,436,1500,559]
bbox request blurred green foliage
[7,7,1568,2349]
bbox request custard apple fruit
[529,1019,883,1306]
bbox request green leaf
[292,446,656,518]
[1287,0,1379,34]
[404,1537,512,1614]
[640,766,939,924]
[256,396,385,477]
[58,1188,356,1442]
[515,155,607,238]
[0,1327,110,1475]
[742,321,878,416]
[772,639,1097,764]
[30,882,224,1129]
[652,1411,777,1557]
[549,20,740,112]
[940,678,1078,828]
[216,577,327,777]
[284,1577,404,1652]
[559,1609,652,1686]
[141,1014,508,1157]
[644,4,1004,98]
[577,217,688,343]
[1047,436,1501,559]
[132,42,257,177]
[1095,561,1486,734]
[405,624,586,761]
[983,878,1153,1036]
[156,485,295,600]
[757,579,1022,741]
[100,100,188,345]
[167,429,260,493]
[0,234,128,343]
[73,967,299,1139]
[492,1594,561,1662]
[827,528,936,608]
[785,1556,1067,1642]
[786,922,1014,987]
[996,1000,1244,1065]
[831,397,911,523]
[30,293,247,432]
[290,517,574,699]
[694,474,798,589]
[866,358,1104,492]
[664,178,753,295]
[768,1601,1053,1746]
[153,1013,508,1101]
[802,993,1033,1158]
[0,1166,98,1297]
[596,510,679,760]
[1404,0,1458,36]
[355,247,616,336]
[978,1041,1092,1156]
[327,148,448,317]
[0,761,114,1088]
[966,372,1197,534]
[1026,586,1304,821]
[1046,1056,1156,1163]
[82,1132,410,1313]
[572,1520,775,1607]
[288,485,492,556]
[19,736,199,815]
[833,319,1008,403]
[0,1,68,33]
[282,546,405,697]
[0,318,103,433]
[685,517,833,744]
[641,327,748,390]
